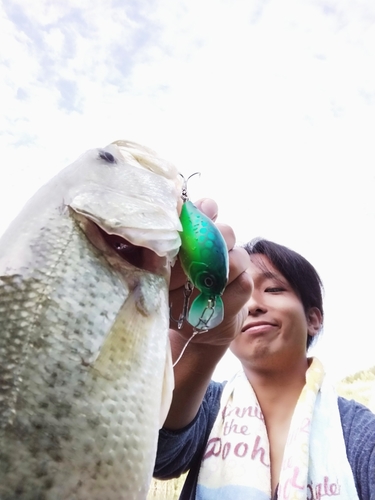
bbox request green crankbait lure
[177,175,229,330]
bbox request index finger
[193,198,218,222]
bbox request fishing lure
[177,174,229,331]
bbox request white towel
[197,358,359,499]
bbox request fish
[178,197,229,330]
[0,140,182,500]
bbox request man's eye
[265,287,285,293]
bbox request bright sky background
[1,0,374,382]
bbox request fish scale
[0,141,180,499]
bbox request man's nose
[246,292,266,316]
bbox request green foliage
[337,366,375,408]
[147,474,186,500]
[341,366,375,384]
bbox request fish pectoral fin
[187,294,224,330]
[159,337,174,428]
[92,291,147,379]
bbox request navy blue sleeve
[153,380,224,480]
[339,397,375,500]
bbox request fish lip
[241,321,277,333]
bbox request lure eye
[204,276,214,288]
[196,271,217,294]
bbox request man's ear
[307,307,322,338]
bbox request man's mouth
[241,321,277,334]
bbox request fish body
[179,200,228,329]
[0,141,181,499]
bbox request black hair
[244,238,324,350]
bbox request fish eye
[99,150,117,164]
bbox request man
[154,199,375,499]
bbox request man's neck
[243,357,310,419]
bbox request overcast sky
[1,0,374,381]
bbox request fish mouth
[96,224,167,274]
[70,208,169,275]
[99,228,149,268]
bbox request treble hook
[171,281,211,367]
[171,280,214,332]
[177,280,194,329]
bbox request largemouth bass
[0,140,182,500]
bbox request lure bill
[178,178,229,331]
